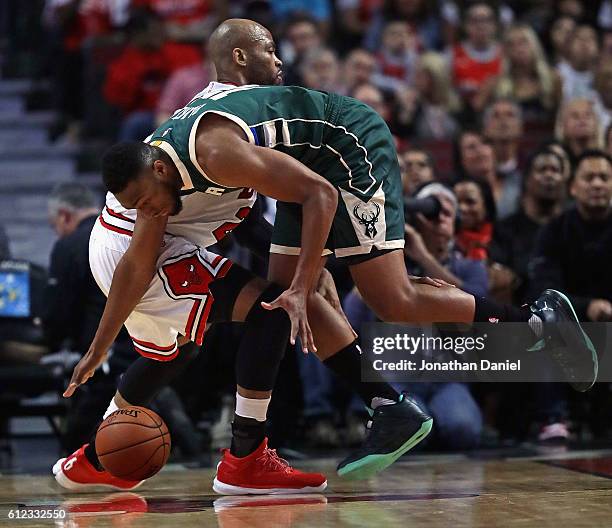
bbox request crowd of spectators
[5,0,611,452]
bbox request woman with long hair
[475,24,561,122]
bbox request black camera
[404,195,442,225]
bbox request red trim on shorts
[99,215,133,236]
[184,299,201,340]
[133,345,179,362]
[211,255,223,267]
[195,295,213,345]
[106,206,135,223]
[131,336,177,352]
[217,260,233,279]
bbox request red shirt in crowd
[131,0,210,25]
[103,42,201,114]
[452,42,502,100]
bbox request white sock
[102,398,119,420]
[528,314,543,337]
[235,393,270,422]
[371,397,397,409]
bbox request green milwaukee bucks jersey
[147,82,390,201]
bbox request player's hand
[262,288,316,354]
[63,346,107,398]
[409,274,455,288]
[316,268,357,338]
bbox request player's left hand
[261,288,316,354]
[316,268,358,338]
[63,346,108,398]
[409,275,455,288]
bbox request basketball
[95,406,171,481]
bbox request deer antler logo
[353,202,381,239]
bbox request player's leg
[268,252,433,479]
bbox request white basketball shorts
[90,212,232,361]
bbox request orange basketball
[95,406,171,481]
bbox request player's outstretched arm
[195,114,338,353]
[63,214,168,397]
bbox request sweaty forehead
[249,24,273,44]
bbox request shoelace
[256,448,293,473]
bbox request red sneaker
[213,438,327,495]
[52,444,144,492]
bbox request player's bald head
[209,19,271,68]
[208,18,283,86]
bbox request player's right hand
[261,287,316,354]
[63,346,107,398]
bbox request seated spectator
[450,2,502,113]
[546,15,577,65]
[593,59,612,131]
[404,182,488,297]
[372,20,419,93]
[540,139,573,181]
[555,98,604,166]
[455,130,518,219]
[400,148,436,195]
[299,47,342,92]
[482,99,524,217]
[341,48,376,95]
[351,83,390,123]
[364,0,445,52]
[530,150,612,323]
[279,15,323,86]
[103,9,201,141]
[453,178,497,261]
[492,149,569,305]
[476,24,561,123]
[557,24,599,101]
[156,50,213,125]
[392,52,460,140]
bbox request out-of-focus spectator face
[286,20,321,57]
[568,25,599,67]
[550,16,576,60]
[381,21,415,55]
[562,100,598,142]
[505,27,534,68]
[460,133,496,178]
[343,50,376,91]
[526,152,567,202]
[607,127,612,156]
[49,209,73,238]
[595,61,612,108]
[483,100,523,143]
[301,48,340,91]
[464,4,497,48]
[352,83,388,120]
[571,156,612,213]
[454,180,488,230]
[547,143,572,180]
[401,150,434,194]
[603,31,612,56]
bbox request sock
[84,398,119,471]
[230,393,270,457]
[323,340,400,409]
[473,297,532,324]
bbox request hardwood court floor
[3,449,612,527]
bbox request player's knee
[372,286,418,322]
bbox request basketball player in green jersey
[66,19,596,482]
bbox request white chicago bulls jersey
[101,187,256,248]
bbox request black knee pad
[118,342,200,405]
[235,283,291,391]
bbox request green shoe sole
[337,418,433,480]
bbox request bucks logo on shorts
[353,202,381,239]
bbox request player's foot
[336,394,432,480]
[213,438,327,495]
[538,422,570,444]
[529,289,598,392]
[52,444,145,492]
